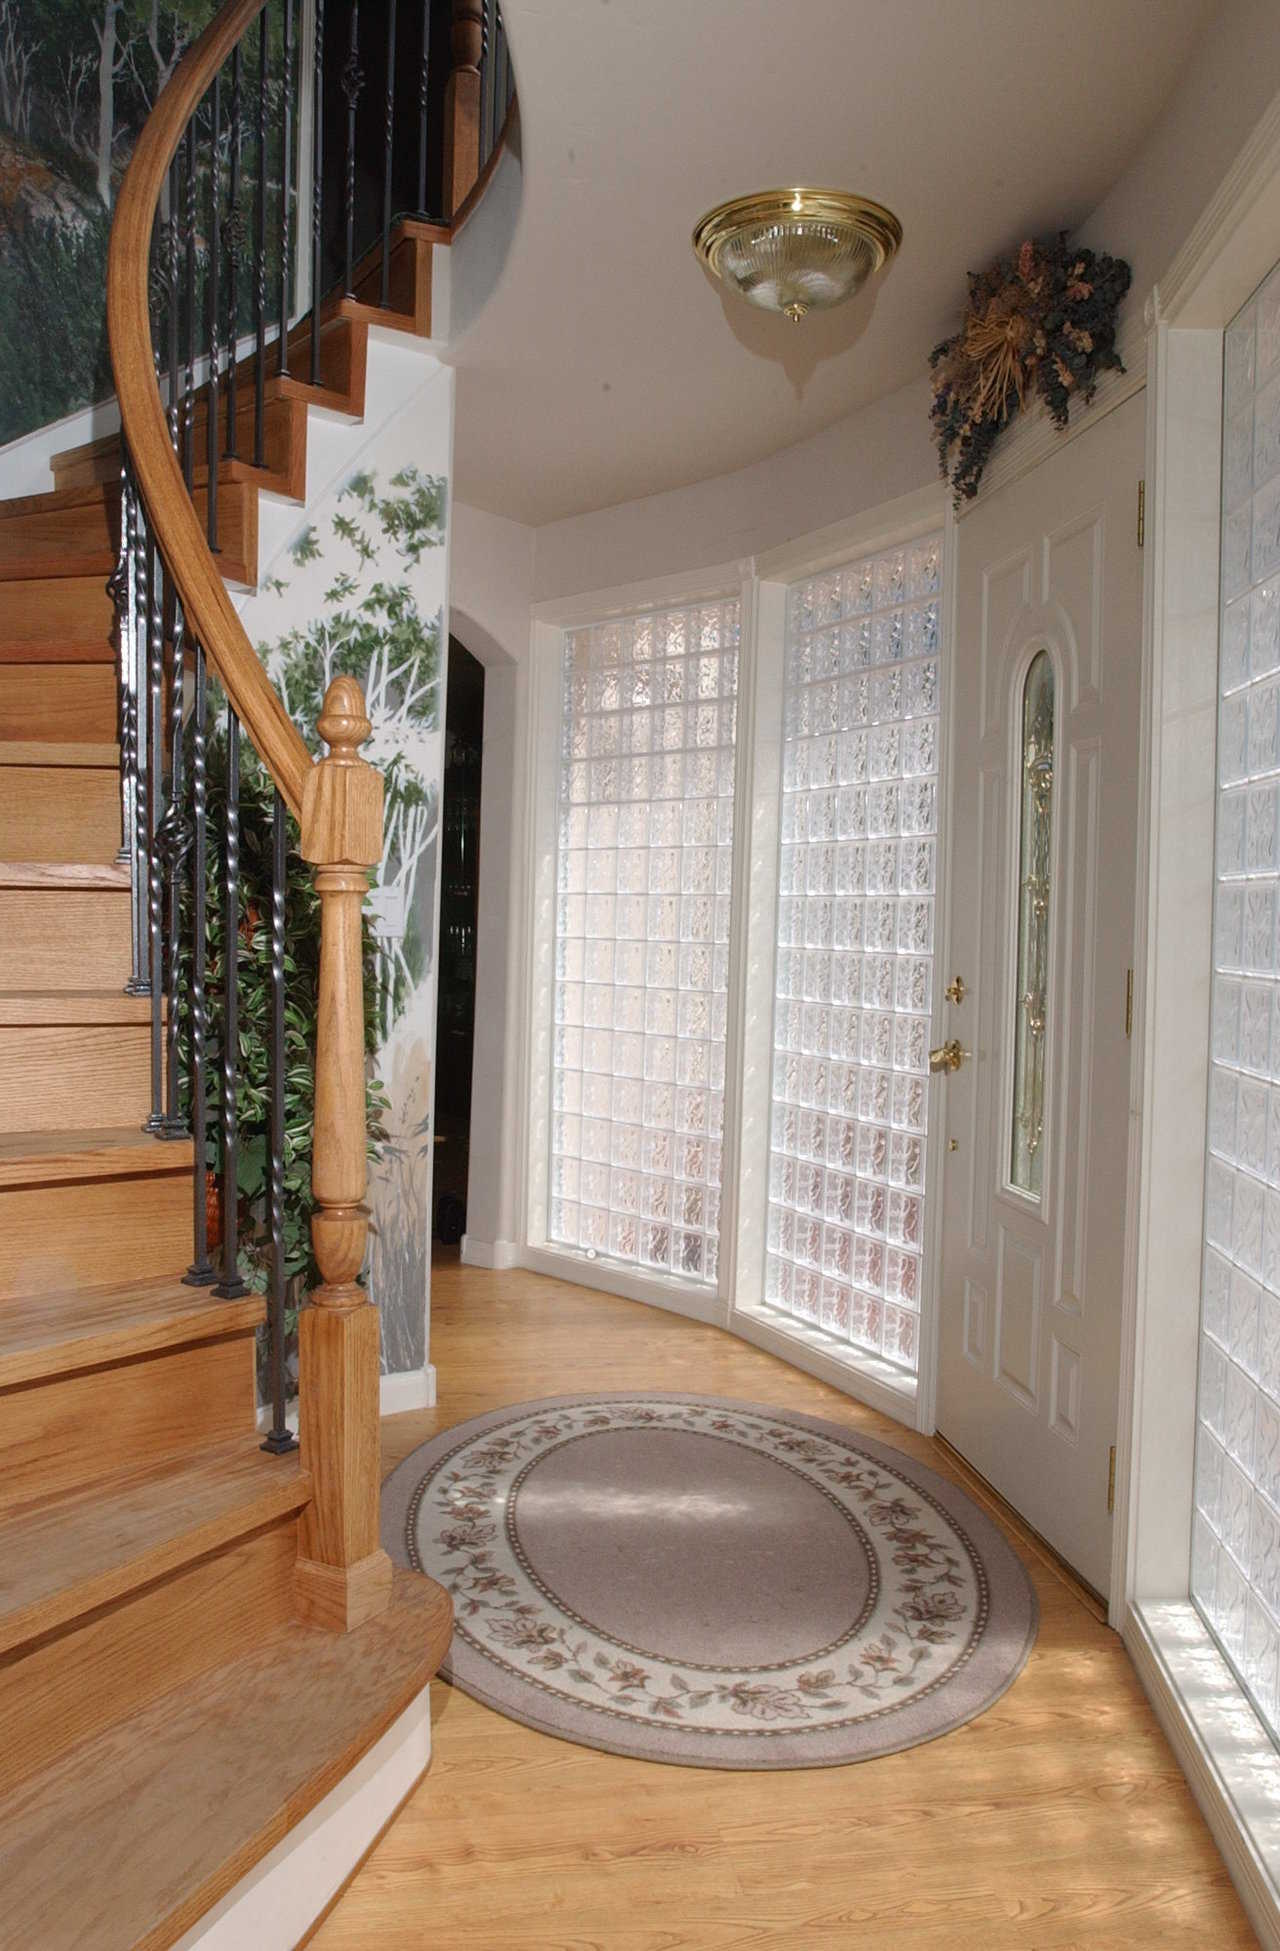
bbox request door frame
[1118,85,1280,1947]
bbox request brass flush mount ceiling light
[692,188,903,323]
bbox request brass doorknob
[944,975,967,1005]
[929,1038,969,1075]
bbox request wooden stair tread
[0,741,119,768]
[0,1439,309,1658]
[0,1127,192,1189]
[0,860,129,890]
[0,1567,451,1951]
[0,1274,264,1388]
[0,991,154,1026]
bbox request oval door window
[1011,649,1054,1197]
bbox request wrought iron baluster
[213,706,248,1299]
[226,44,243,458]
[208,73,223,550]
[380,0,396,309]
[109,464,143,994]
[310,0,325,385]
[254,5,268,466]
[342,1,363,299]
[144,533,166,1126]
[184,635,216,1285]
[416,0,430,216]
[278,0,295,379]
[157,599,190,1137]
[166,157,181,452]
[183,120,197,489]
[126,497,151,1000]
[480,0,495,171]
[262,786,298,1454]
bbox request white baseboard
[1124,1601,1280,1950]
[459,1234,520,1270]
[729,1302,918,1430]
[380,1366,436,1414]
[174,1682,432,1951]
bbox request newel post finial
[443,0,485,216]
[295,674,392,1632]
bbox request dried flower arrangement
[929,235,1131,502]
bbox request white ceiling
[448,0,1214,526]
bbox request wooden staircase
[0,218,451,1948]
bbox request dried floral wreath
[929,235,1131,502]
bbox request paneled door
[934,393,1144,1598]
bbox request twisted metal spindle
[310,0,325,385]
[342,1,363,299]
[380,0,396,308]
[144,533,167,1128]
[156,600,191,1137]
[183,119,197,489]
[126,497,151,1000]
[213,706,248,1299]
[184,636,216,1286]
[416,0,431,216]
[262,786,299,1454]
[253,5,268,467]
[278,0,295,379]
[166,156,181,452]
[207,73,223,550]
[226,43,243,458]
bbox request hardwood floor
[313,1257,1258,1951]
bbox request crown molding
[1153,85,1280,329]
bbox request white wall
[449,504,535,1263]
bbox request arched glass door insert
[1010,649,1055,1199]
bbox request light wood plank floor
[314,1258,1257,1951]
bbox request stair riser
[0,1329,256,1511]
[0,888,131,991]
[0,1026,157,1133]
[0,1170,193,1299]
[0,1519,297,1796]
[0,664,117,743]
[50,394,302,496]
[0,764,121,864]
[0,577,115,659]
[0,491,119,581]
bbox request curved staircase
[0,0,518,1934]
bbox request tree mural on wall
[255,461,448,1376]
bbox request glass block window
[1191,264,1280,1738]
[548,598,740,1285]
[1011,650,1055,1198]
[765,534,944,1375]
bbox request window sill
[729,1299,918,1429]
[1126,1599,1280,1950]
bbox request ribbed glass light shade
[692,190,902,322]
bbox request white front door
[934,393,1144,1597]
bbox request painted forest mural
[0,0,217,443]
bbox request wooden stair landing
[0,1569,452,1951]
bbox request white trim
[520,1243,727,1329]
[530,557,748,629]
[380,1366,437,1414]
[460,1235,520,1270]
[730,1300,917,1429]
[1125,1604,1280,1951]
[173,1681,431,1951]
[1154,88,1280,329]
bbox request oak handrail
[106,0,311,819]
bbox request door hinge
[1137,478,1145,548]
[1107,1444,1117,1514]
[1125,967,1133,1038]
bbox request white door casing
[935,391,1144,1597]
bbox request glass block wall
[548,599,740,1284]
[765,535,943,1374]
[1191,265,1280,1736]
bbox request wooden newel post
[294,675,392,1632]
[443,0,484,216]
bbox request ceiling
[448,0,1214,526]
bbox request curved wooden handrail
[107,0,311,819]
[450,93,518,236]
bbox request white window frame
[1121,88,1280,1948]
[515,487,952,1438]
[518,561,753,1331]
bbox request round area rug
[381,1393,1038,1769]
